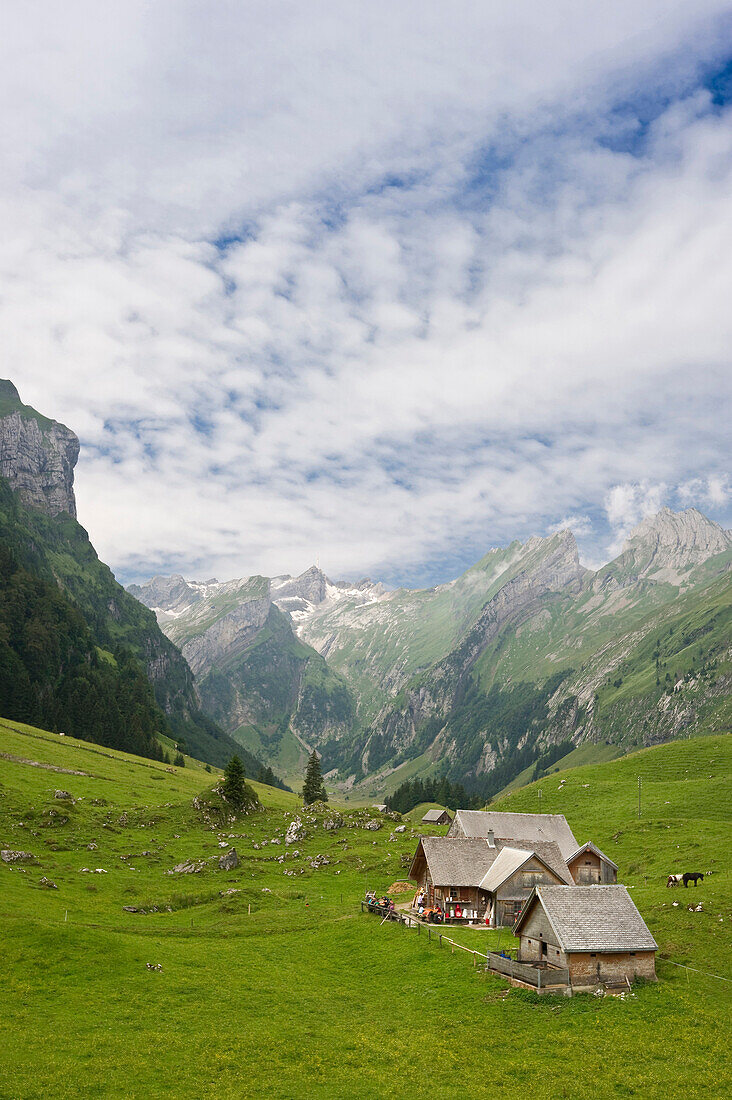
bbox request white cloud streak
[1,2,731,584]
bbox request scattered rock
[363,820,382,831]
[1,850,36,863]
[166,860,204,875]
[323,814,344,832]
[220,888,241,897]
[393,824,406,834]
[309,855,330,870]
[123,905,140,913]
[39,877,57,889]
[218,842,229,848]
[118,813,128,827]
[218,848,239,871]
[146,963,163,972]
[54,790,73,801]
[86,842,98,851]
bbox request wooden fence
[360,903,569,988]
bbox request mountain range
[1,378,728,797]
[130,506,732,798]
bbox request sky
[2,1,731,587]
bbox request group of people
[365,891,394,913]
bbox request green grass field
[1,719,730,1098]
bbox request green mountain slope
[0,381,263,772]
[0,719,729,1097]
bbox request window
[590,953,596,957]
[630,952,636,957]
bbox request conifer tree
[222,754,247,809]
[302,750,328,805]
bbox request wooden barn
[421,808,452,827]
[514,885,657,988]
[447,809,578,860]
[566,841,618,884]
[409,836,572,925]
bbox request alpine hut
[421,808,452,827]
[409,835,572,926]
[514,885,657,988]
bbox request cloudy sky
[3,1,731,586]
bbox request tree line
[384,775,482,815]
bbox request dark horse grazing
[683,872,704,887]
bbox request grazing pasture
[1,719,730,1099]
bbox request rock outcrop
[0,380,78,517]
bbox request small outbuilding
[514,885,657,988]
[566,841,618,885]
[372,804,387,813]
[421,808,452,827]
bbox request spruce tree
[222,754,247,810]
[302,750,327,805]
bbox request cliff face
[0,381,79,518]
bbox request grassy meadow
[1,719,731,1099]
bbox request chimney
[487,829,495,848]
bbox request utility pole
[637,776,642,818]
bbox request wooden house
[421,808,452,827]
[514,885,657,988]
[409,836,572,925]
[447,809,578,860]
[566,841,618,884]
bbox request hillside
[0,381,254,770]
[0,720,729,1097]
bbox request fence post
[428,927,431,942]
[439,934,442,947]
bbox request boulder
[218,847,239,871]
[166,860,203,875]
[285,818,305,845]
[393,824,406,833]
[54,790,73,801]
[1,850,36,863]
[39,877,57,889]
[364,820,382,831]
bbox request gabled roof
[422,808,450,823]
[566,841,618,871]
[409,838,500,886]
[451,810,578,858]
[514,885,658,953]
[409,836,572,888]
[477,846,572,893]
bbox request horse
[683,872,704,888]
[666,874,683,887]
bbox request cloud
[1,3,731,585]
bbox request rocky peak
[127,574,197,614]
[271,566,328,607]
[624,507,730,560]
[0,380,79,518]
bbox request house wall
[568,851,617,885]
[568,951,656,986]
[494,858,566,927]
[518,905,566,965]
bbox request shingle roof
[452,810,578,858]
[566,841,618,871]
[515,885,658,952]
[477,845,573,892]
[422,808,450,823]
[415,838,500,886]
[411,837,572,888]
